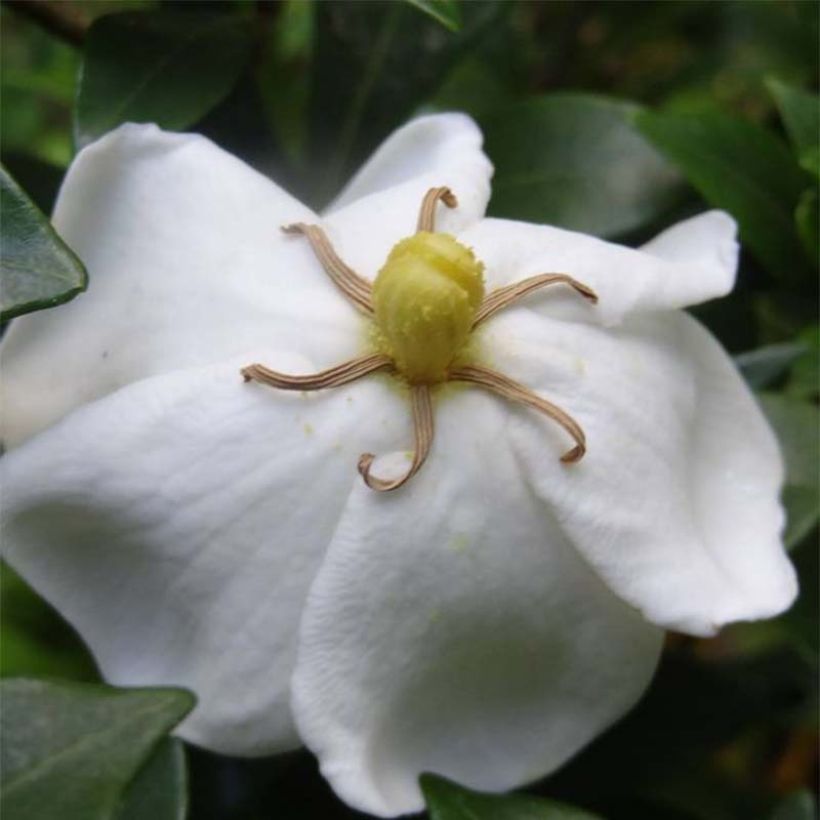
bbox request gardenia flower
[0,114,797,816]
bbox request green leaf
[735,342,808,389]
[421,773,603,820]
[785,324,819,401]
[781,485,820,551]
[770,790,817,820]
[799,145,820,180]
[404,0,462,32]
[0,679,195,820]
[482,94,685,238]
[308,0,502,203]
[795,187,819,262]
[117,738,187,820]
[0,563,98,683]
[758,393,820,549]
[766,78,820,155]
[0,166,87,322]
[635,108,809,278]
[75,11,252,149]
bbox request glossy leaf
[799,146,820,179]
[404,0,461,32]
[75,10,252,148]
[735,342,808,389]
[0,562,97,682]
[308,0,501,202]
[785,325,819,401]
[635,108,808,278]
[117,738,188,820]
[482,94,685,238]
[421,774,603,820]
[771,790,817,820]
[0,679,194,820]
[0,166,87,322]
[767,79,820,155]
[758,393,819,549]
[795,187,819,262]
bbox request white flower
[0,114,797,816]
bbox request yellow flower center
[242,186,597,491]
[372,232,485,384]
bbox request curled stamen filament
[449,365,586,463]
[417,186,458,233]
[358,385,434,492]
[474,274,599,328]
[242,354,392,391]
[282,223,374,314]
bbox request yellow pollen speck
[303,423,314,436]
[447,533,470,553]
[372,232,484,384]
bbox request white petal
[292,388,663,817]
[1,357,408,755]
[481,307,797,636]
[1,124,363,447]
[322,113,493,281]
[458,211,737,326]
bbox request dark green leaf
[785,325,819,401]
[758,393,820,549]
[0,562,97,682]
[75,11,252,148]
[308,0,501,203]
[635,109,809,278]
[766,78,820,155]
[735,342,808,389]
[759,394,818,488]
[799,145,820,180]
[117,738,187,820]
[0,166,87,322]
[770,790,817,820]
[421,774,603,820]
[0,679,194,820]
[482,94,685,238]
[795,187,819,263]
[781,485,820,552]
[1,153,64,215]
[404,0,461,32]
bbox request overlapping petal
[458,211,737,326]
[480,306,797,636]
[1,124,371,446]
[292,388,663,817]
[1,355,408,755]
[323,113,493,282]
[1,113,494,448]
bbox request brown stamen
[282,223,374,314]
[242,354,392,391]
[474,274,598,328]
[448,364,586,463]
[416,186,458,233]
[358,384,434,491]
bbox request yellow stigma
[372,231,485,384]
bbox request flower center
[241,186,598,491]
[372,232,484,384]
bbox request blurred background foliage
[0,1,817,819]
